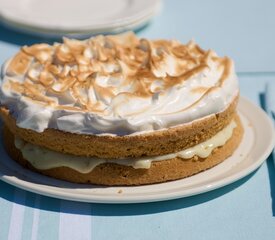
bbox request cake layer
[0,96,237,158]
[13,120,237,172]
[0,32,238,135]
[3,115,243,186]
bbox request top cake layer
[0,32,238,135]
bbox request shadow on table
[0,23,53,46]
[266,154,275,217]
[259,92,275,217]
[0,22,151,46]
[0,171,256,216]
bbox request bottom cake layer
[3,115,243,186]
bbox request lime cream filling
[14,121,236,173]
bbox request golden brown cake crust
[3,114,243,186]
[0,96,238,159]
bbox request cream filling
[14,120,236,173]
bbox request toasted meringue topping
[0,32,239,135]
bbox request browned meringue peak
[6,52,32,76]
[22,44,54,64]
[4,32,231,113]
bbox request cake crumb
[118,189,123,194]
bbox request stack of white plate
[0,0,161,38]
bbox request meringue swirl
[0,32,238,135]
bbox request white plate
[0,97,274,203]
[0,0,161,37]
[1,13,156,39]
[1,13,157,39]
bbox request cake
[0,32,243,185]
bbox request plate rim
[0,13,155,39]
[0,96,274,204]
[0,0,161,32]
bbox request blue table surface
[0,1,275,240]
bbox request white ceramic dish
[1,13,156,39]
[0,97,274,203]
[0,0,161,37]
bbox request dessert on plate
[0,32,243,185]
